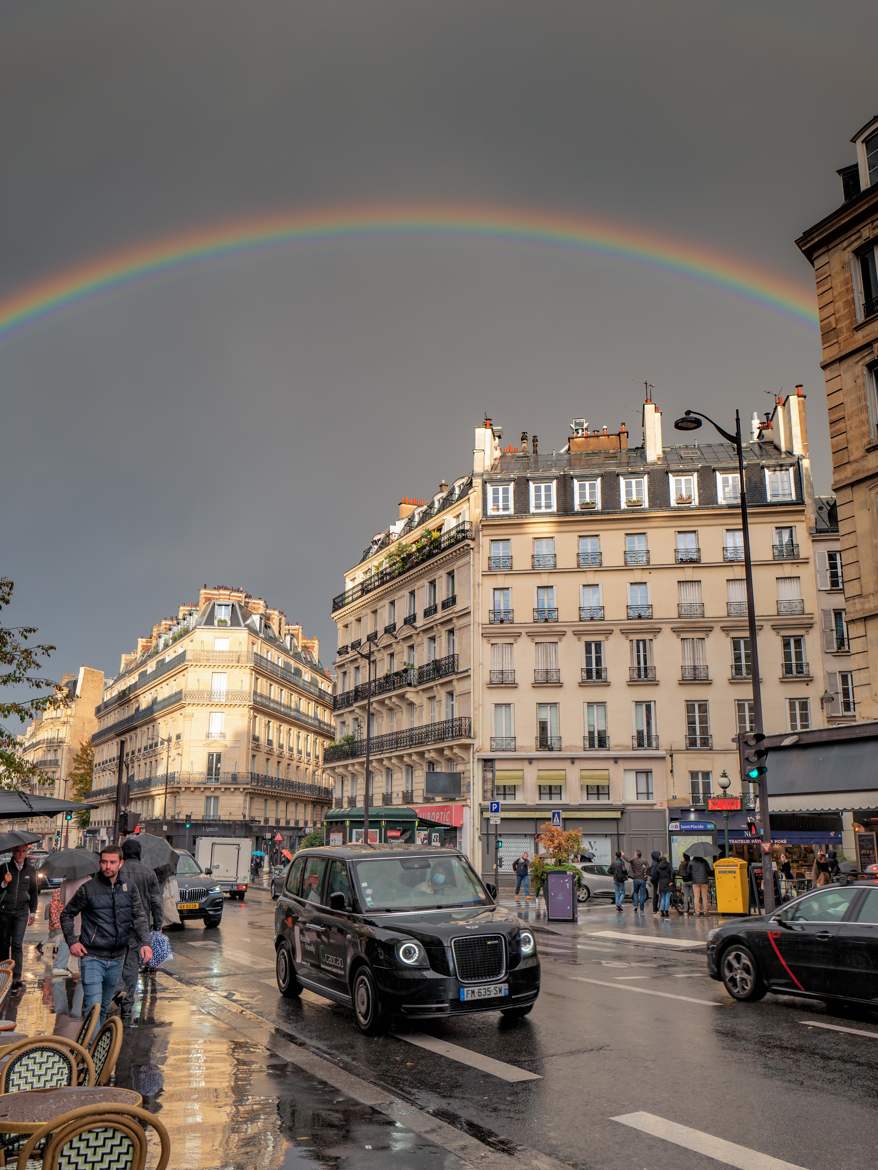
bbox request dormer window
[716,472,741,505]
[621,476,647,509]
[854,116,878,190]
[214,603,231,626]
[765,467,795,502]
[574,478,601,510]
[670,473,697,507]
[529,480,557,513]
[487,483,513,515]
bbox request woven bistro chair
[86,1018,123,1088]
[16,1104,170,1170]
[0,1038,94,1095]
[0,971,16,1033]
[75,1004,101,1053]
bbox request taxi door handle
[814,931,832,941]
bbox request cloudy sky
[2,1,875,683]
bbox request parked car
[574,862,628,904]
[707,881,878,1006]
[270,863,289,900]
[174,849,224,928]
[274,845,540,1034]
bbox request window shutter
[821,610,837,652]
[825,672,842,716]
[815,550,830,591]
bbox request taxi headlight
[519,930,536,957]
[396,940,427,967]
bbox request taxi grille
[452,935,506,983]
[179,887,208,902]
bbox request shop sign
[707,797,742,812]
[415,804,464,828]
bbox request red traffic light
[134,824,143,834]
[746,817,759,839]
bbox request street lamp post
[675,407,775,912]
[352,628,400,847]
[718,770,732,859]
[160,734,174,829]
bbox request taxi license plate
[177,902,200,911]
[460,983,509,1002]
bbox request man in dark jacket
[690,854,713,916]
[609,852,629,913]
[512,853,531,899]
[116,837,163,1004]
[0,845,39,987]
[61,845,152,1023]
[647,850,662,914]
[628,852,648,912]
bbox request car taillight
[236,884,247,890]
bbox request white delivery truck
[195,836,252,900]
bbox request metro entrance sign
[707,796,742,812]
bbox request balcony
[533,608,559,623]
[423,604,438,619]
[726,601,748,617]
[441,595,456,610]
[347,795,357,808]
[402,613,417,627]
[336,644,349,657]
[332,522,474,611]
[685,735,713,749]
[323,716,473,762]
[380,792,393,806]
[577,551,602,567]
[579,606,605,621]
[532,553,557,569]
[675,547,701,563]
[534,669,561,684]
[253,690,335,736]
[782,662,810,678]
[489,670,516,685]
[365,631,378,643]
[681,665,710,682]
[624,550,650,566]
[488,555,512,571]
[206,731,225,740]
[490,736,517,752]
[250,652,328,702]
[776,599,805,616]
[581,666,608,683]
[401,789,414,803]
[351,639,362,650]
[677,602,705,618]
[626,605,653,620]
[93,690,184,746]
[773,543,800,560]
[333,655,458,710]
[583,732,609,750]
[723,546,745,562]
[535,736,562,751]
[384,622,397,634]
[489,610,514,624]
[629,665,656,682]
[95,649,187,717]
[632,733,660,749]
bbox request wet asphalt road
[160,890,877,1170]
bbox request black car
[274,845,540,1035]
[174,849,224,928]
[30,852,62,893]
[708,880,878,1006]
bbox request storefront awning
[769,793,878,813]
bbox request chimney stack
[532,434,539,456]
[398,496,425,520]
[520,431,529,455]
[642,396,663,463]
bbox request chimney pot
[438,480,449,494]
[532,435,539,455]
[520,431,529,454]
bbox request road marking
[614,975,650,980]
[612,1112,808,1170]
[395,1032,541,1083]
[671,973,706,979]
[587,930,705,950]
[566,976,720,1006]
[800,1020,878,1040]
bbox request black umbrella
[39,848,100,880]
[684,842,721,860]
[0,830,43,852]
[133,832,174,870]
[0,791,94,821]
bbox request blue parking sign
[551,809,563,827]
[489,800,501,815]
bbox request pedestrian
[678,853,694,915]
[648,850,662,915]
[512,852,531,900]
[656,855,674,918]
[628,851,648,912]
[609,851,629,913]
[826,849,840,878]
[690,853,713,915]
[52,874,90,978]
[0,844,39,989]
[811,850,831,887]
[61,845,153,1025]
[115,838,164,1008]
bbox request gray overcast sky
[2,1,875,681]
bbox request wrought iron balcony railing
[579,606,605,621]
[677,602,705,618]
[532,554,557,569]
[777,599,805,615]
[581,666,608,682]
[583,732,609,749]
[534,669,561,684]
[490,737,516,752]
[535,736,562,751]
[324,716,472,762]
[577,551,602,567]
[681,665,710,681]
[489,610,514,624]
[675,547,701,563]
[627,605,653,620]
[533,608,559,622]
[488,555,512,571]
[488,670,516,685]
[773,543,800,560]
[332,523,474,611]
[629,665,656,681]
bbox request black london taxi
[707,880,878,1007]
[273,845,540,1034]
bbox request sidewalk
[498,896,725,946]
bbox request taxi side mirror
[485,882,498,900]
[329,891,349,912]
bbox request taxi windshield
[352,854,490,912]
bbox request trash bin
[713,857,749,915]
[544,870,577,922]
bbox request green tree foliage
[0,578,66,789]
[68,739,94,827]
[299,830,325,849]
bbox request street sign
[489,800,501,815]
[551,809,563,828]
[489,814,501,826]
[707,796,742,812]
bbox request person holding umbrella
[0,832,41,988]
[40,849,101,977]
[689,846,715,916]
[115,837,163,1008]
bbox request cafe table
[0,1086,142,1134]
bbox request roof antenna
[643,380,654,402]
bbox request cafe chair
[0,1038,94,1095]
[75,1004,101,1054]
[15,1104,170,1170]
[0,971,16,1032]
[86,1018,123,1087]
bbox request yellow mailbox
[713,857,749,915]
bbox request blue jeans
[514,873,530,896]
[632,879,647,909]
[659,890,671,913]
[81,956,123,1024]
[613,881,626,908]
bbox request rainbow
[0,204,818,339]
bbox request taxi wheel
[720,943,766,1001]
[352,966,388,1036]
[276,944,302,998]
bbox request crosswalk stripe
[395,1032,541,1083]
[612,1111,809,1169]
[564,975,720,1006]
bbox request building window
[574,479,601,510]
[838,671,856,716]
[681,637,708,681]
[782,635,808,676]
[578,534,601,567]
[535,585,557,621]
[534,641,560,684]
[716,472,741,505]
[584,702,608,749]
[533,537,556,569]
[387,599,396,625]
[633,701,657,748]
[685,700,711,748]
[446,628,455,656]
[487,483,513,515]
[724,529,744,561]
[407,590,416,616]
[670,473,697,506]
[204,795,219,820]
[731,637,751,678]
[735,698,755,737]
[689,770,712,805]
[627,582,651,619]
[426,579,437,608]
[426,635,437,662]
[538,784,563,801]
[676,531,700,563]
[210,673,227,700]
[403,763,414,796]
[536,703,560,750]
[444,691,455,720]
[585,783,611,801]
[492,704,515,751]
[529,481,557,513]
[488,538,512,570]
[630,637,654,681]
[821,609,849,653]
[677,580,704,619]
[853,242,878,321]
[490,642,514,685]
[765,467,795,502]
[582,640,605,682]
[621,475,647,509]
[625,532,649,565]
[580,583,603,620]
[214,602,232,625]
[207,712,225,739]
[634,770,654,800]
[776,577,803,615]
[823,551,844,591]
[774,526,798,558]
[495,784,518,801]
[445,569,456,598]
[206,752,222,781]
[787,698,811,731]
[727,578,747,616]
[491,587,512,622]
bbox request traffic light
[64,811,73,822]
[746,817,760,839]
[495,838,503,850]
[184,811,192,829]
[134,824,142,835]
[742,732,768,781]
[118,810,130,835]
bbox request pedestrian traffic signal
[184,811,192,829]
[746,817,760,839]
[118,810,130,835]
[495,838,503,850]
[742,731,768,781]
[64,811,73,822]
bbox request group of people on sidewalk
[610,849,714,918]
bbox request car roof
[293,845,465,862]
